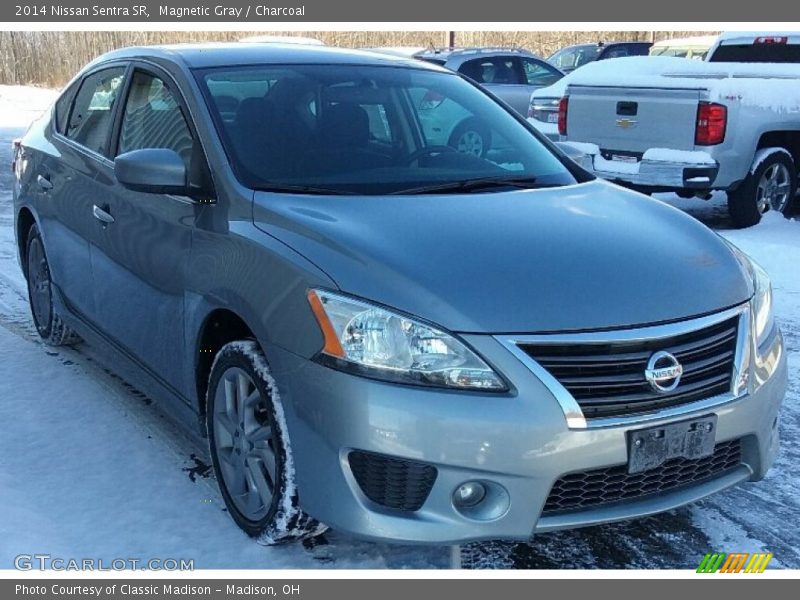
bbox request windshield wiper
[255,183,357,196]
[389,176,546,195]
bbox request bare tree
[0,30,718,88]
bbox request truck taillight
[695,102,726,145]
[557,96,569,136]
[755,36,787,45]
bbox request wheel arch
[16,206,37,277]
[195,307,259,418]
[756,130,800,169]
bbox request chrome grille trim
[496,304,750,429]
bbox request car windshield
[196,64,580,195]
[547,46,602,70]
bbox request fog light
[453,481,486,508]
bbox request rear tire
[206,340,326,544]
[727,150,797,228]
[25,224,81,346]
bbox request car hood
[252,180,752,333]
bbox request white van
[649,35,718,60]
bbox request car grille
[519,316,739,420]
[348,450,437,512]
[542,439,742,515]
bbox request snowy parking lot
[0,85,798,570]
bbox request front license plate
[611,154,638,163]
[627,415,717,474]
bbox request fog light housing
[453,481,487,508]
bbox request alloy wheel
[456,130,485,157]
[212,367,278,522]
[27,237,52,332]
[756,162,791,214]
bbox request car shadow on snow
[462,508,715,569]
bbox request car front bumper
[265,315,786,545]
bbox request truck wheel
[25,224,81,346]
[727,150,797,228]
[207,340,327,544]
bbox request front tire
[728,149,797,228]
[25,224,80,346]
[206,340,326,544]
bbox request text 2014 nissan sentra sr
[12,44,786,544]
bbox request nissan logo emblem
[644,351,683,393]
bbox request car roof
[363,46,429,58]
[415,47,537,62]
[556,41,649,51]
[89,42,446,71]
[651,35,718,48]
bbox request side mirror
[114,148,188,195]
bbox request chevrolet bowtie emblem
[616,118,638,129]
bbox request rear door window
[458,57,523,85]
[602,46,632,59]
[54,81,79,134]
[65,67,126,156]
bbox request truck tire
[727,149,797,228]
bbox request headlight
[751,259,776,352]
[306,289,507,391]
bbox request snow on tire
[25,224,81,346]
[206,340,327,544]
[728,148,797,228]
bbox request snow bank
[0,85,58,128]
[721,212,800,321]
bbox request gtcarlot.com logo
[14,554,194,571]
[696,552,773,573]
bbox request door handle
[37,174,53,191]
[92,204,115,224]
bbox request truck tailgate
[566,85,706,153]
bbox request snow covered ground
[0,86,448,570]
[0,86,798,570]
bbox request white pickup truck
[537,32,800,227]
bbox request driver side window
[118,71,193,166]
[521,59,563,87]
